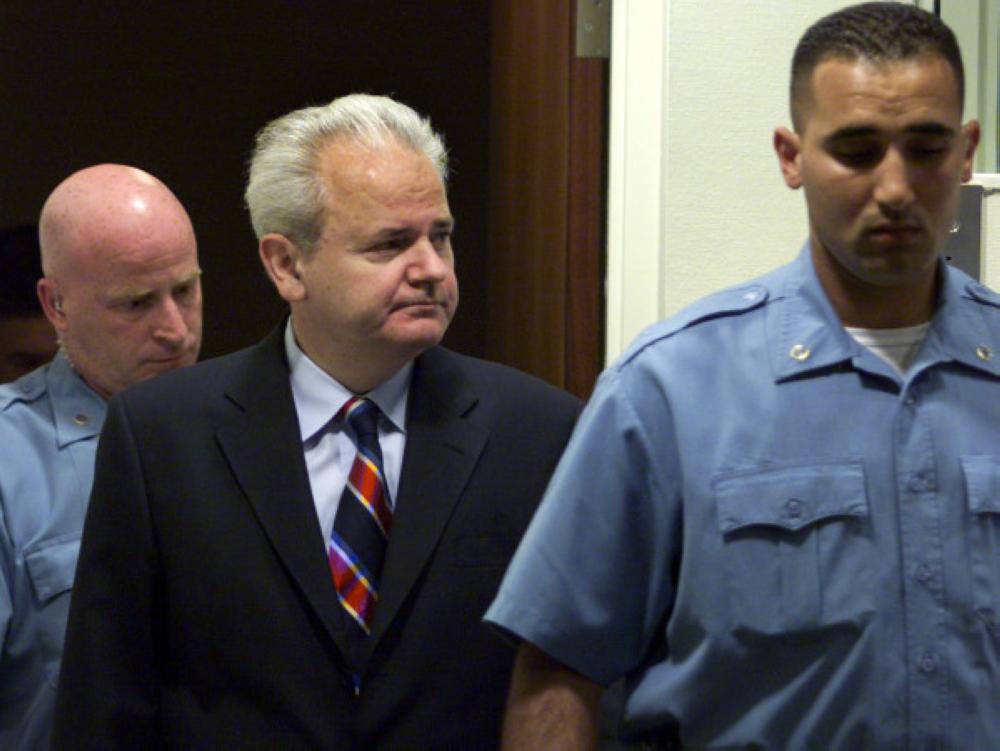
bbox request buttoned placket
[895,366,949,746]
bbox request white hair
[244,93,448,252]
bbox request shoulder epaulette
[622,283,770,360]
[0,370,46,411]
[665,283,769,333]
[966,281,1000,309]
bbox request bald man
[0,164,202,749]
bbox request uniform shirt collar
[284,318,411,443]
[927,265,1000,378]
[767,244,863,381]
[47,349,106,447]
[768,243,1000,382]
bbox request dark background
[1,2,491,359]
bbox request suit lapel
[367,347,487,649]
[213,325,350,659]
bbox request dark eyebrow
[824,126,879,142]
[903,122,956,137]
[824,122,956,143]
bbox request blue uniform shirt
[486,246,1000,749]
[0,353,104,750]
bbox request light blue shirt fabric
[0,352,104,750]
[486,246,1000,749]
[285,321,410,546]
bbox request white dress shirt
[284,320,410,546]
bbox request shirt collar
[284,319,411,444]
[925,266,1000,378]
[47,349,106,447]
[767,243,863,381]
[767,244,1000,382]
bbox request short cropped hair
[790,2,965,130]
[245,93,448,253]
[0,225,44,318]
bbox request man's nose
[152,298,190,346]
[873,147,916,215]
[407,238,449,284]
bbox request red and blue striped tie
[328,397,393,683]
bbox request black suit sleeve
[52,395,160,748]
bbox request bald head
[36,164,203,399]
[40,164,195,279]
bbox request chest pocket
[24,535,80,685]
[963,456,1000,631]
[25,535,79,603]
[714,462,874,637]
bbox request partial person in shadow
[0,225,57,383]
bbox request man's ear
[774,127,803,190]
[36,278,69,332]
[960,119,981,183]
[259,234,307,303]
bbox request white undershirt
[845,322,932,377]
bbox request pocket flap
[963,456,1000,514]
[24,536,80,603]
[715,462,867,534]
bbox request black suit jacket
[52,327,580,749]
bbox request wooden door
[488,0,607,399]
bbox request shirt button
[786,498,803,518]
[919,654,937,674]
[915,564,932,584]
[908,473,931,493]
[977,345,993,361]
[73,413,90,426]
[904,393,917,406]
[789,344,811,362]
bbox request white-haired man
[0,164,202,749]
[53,94,579,748]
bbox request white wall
[927,0,1000,173]
[606,0,1000,363]
[980,175,1000,287]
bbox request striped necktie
[328,397,393,649]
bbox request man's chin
[837,240,934,284]
[387,323,449,354]
[851,257,939,288]
[140,354,197,377]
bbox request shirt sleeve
[485,362,684,686]
[0,497,12,653]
